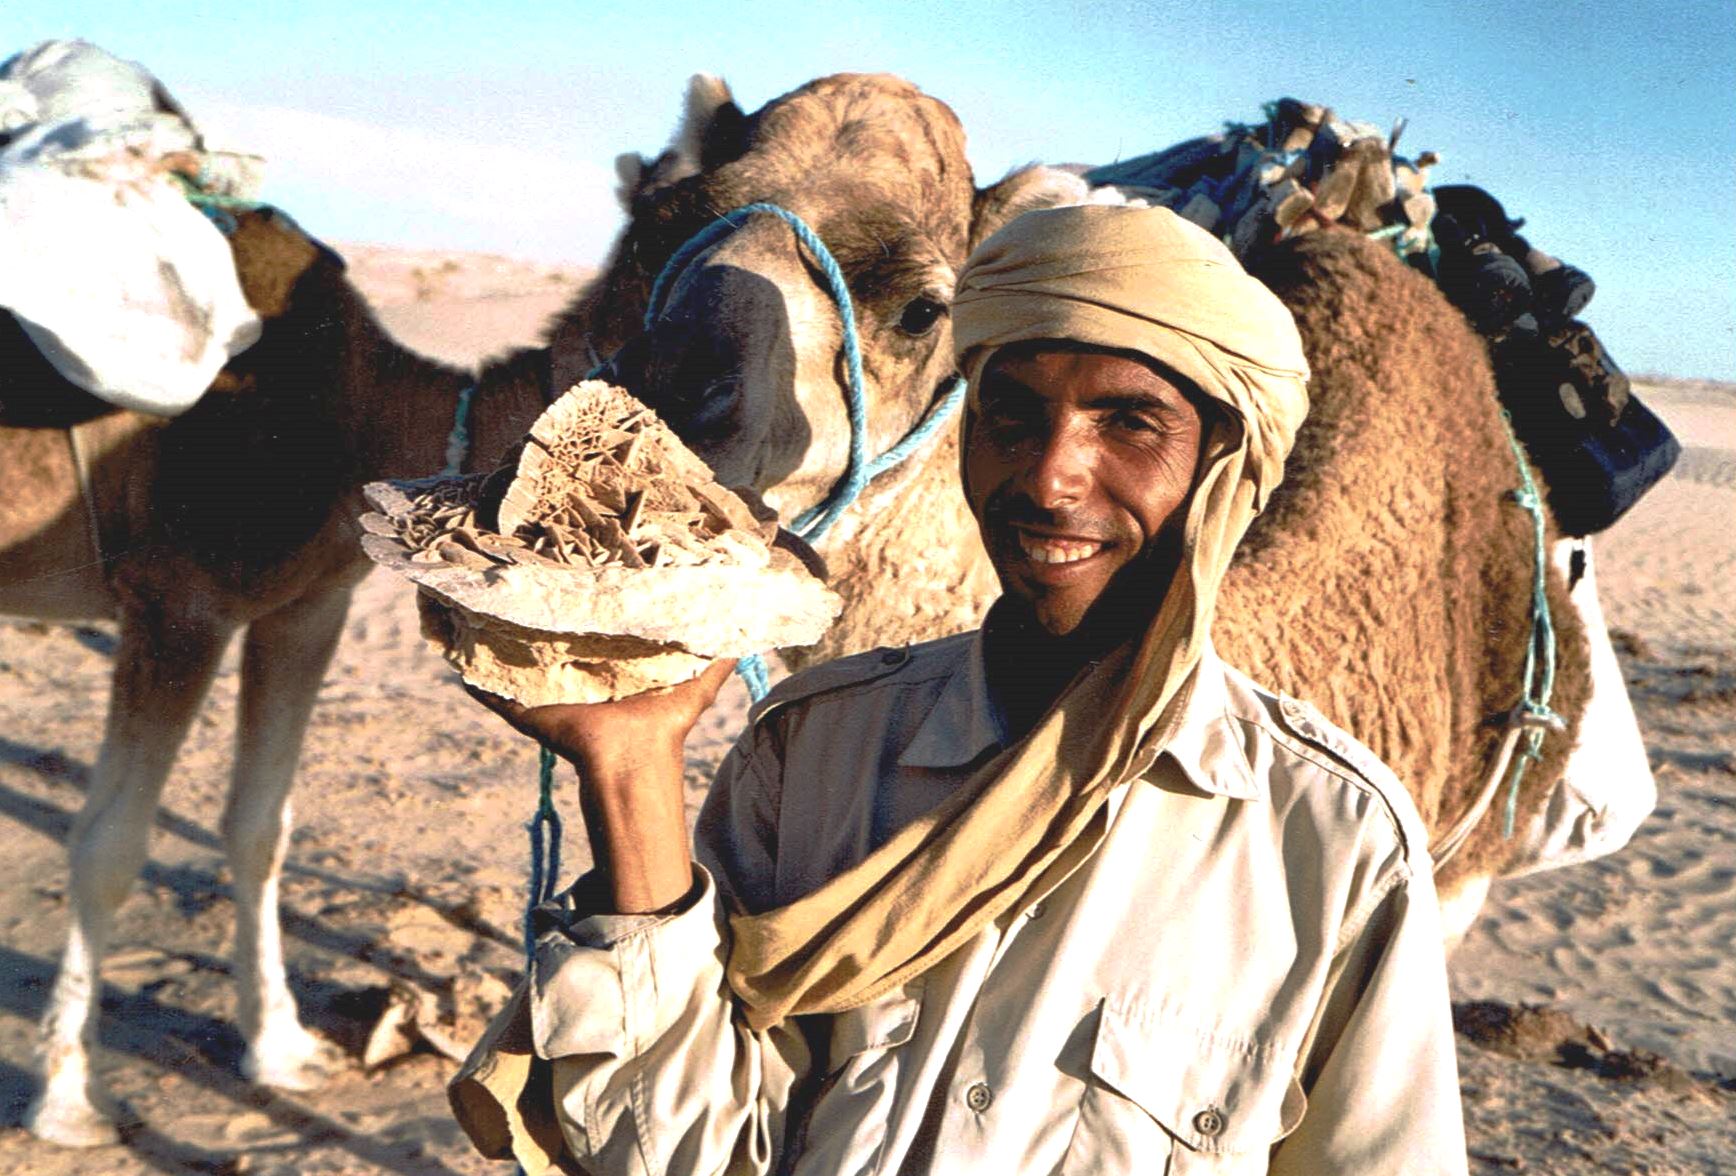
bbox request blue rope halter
[482,202,965,959]
[645,202,968,698]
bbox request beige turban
[722,205,1310,1029]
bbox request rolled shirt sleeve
[451,735,805,1176]
[537,865,806,1176]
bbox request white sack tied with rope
[0,39,261,416]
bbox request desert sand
[0,247,1729,1174]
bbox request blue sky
[17,1,1735,378]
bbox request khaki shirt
[458,633,1467,1175]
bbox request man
[452,205,1468,1175]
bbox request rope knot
[1508,486,1541,511]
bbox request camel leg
[225,584,353,1092]
[27,605,232,1148]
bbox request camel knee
[65,794,156,919]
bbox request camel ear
[680,73,749,171]
[627,75,747,204]
[614,152,646,208]
[970,165,1094,252]
[645,75,745,185]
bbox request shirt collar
[897,631,1009,769]
[1158,645,1261,802]
[898,633,1260,803]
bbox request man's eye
[983,406,1038,430]
[1109,410,1161,433]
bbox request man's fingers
[462,681,536,737]
[460,659,740,753]
[698,658,739,689]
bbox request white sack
[1505,540,1657,876]
[0,40,262,416]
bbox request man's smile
[1013,526,1112,570]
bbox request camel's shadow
[0,734,519,954]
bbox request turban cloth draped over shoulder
[721,204,1311,1028]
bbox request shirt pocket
[789,991,922,1176]
[1061,999,1307,1176]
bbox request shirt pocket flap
[826,993,921,1069]
[1088,1001,1306,1155]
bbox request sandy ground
[0,249,1730,1173]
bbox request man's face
[964,344,1205,639]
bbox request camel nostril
[637,261,784,444]
[643,342,745,440]
[680,376,743,435]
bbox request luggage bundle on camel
[0,39,265,423]
[1085,99,1679,535]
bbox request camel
[0,210,559,1145]
[582,75,1648,941]
[5,74,1062,1147]
[4,67,1642,1147]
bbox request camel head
[597,73,1086,526]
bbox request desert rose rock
[360,381,840,704]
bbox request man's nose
[1024,421,1091,509]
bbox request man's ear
[970,165,1093,252]
[626,74,748,205]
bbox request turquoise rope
[647,203,967,699]
[1499,413,1561,836]
[646,205,872,531]
[170,172,267,236]
[442,385,476,476]
[523,746,564,954]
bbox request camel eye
[897,295,947,336]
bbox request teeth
[1018,534,1103,565]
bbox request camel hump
[1237,678,1428,861]
[749,632,973,726]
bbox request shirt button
[1193,1107,1225,1138]
[1026,900,1046,920]
[964,1082,994,1112]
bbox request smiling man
[453,205,1468,1175]
[966,340,1207,737]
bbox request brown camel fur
[1226,230,1591,886]
[1,209,550,1147]
[600,77,1606,935]
[0,67,1615,1145]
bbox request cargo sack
[1494,321,1679,536]
[0,39,263,418]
